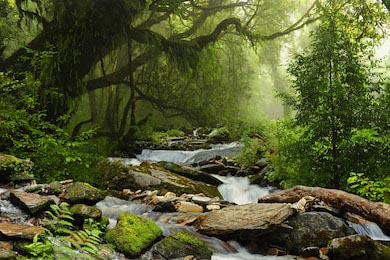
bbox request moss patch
[64,182,106,205]
[0,154,34,182]
[152,232,212,259]
[105,212,162,257]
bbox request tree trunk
[258,185,390,232]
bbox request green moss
[64,182,106,205]
[152,232,212,259]
[105,212,162,257]
[0,154,34,182]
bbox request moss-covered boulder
[157,161,222,185]
[207,127,230,144]
[151,232,212,259]
[329,234,390,260]
[63,182,106,205]
[105,212,162,257]
[97,161,222,198]
[0,154,34,183]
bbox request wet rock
[63,182,106,205]
[197,203,294,237]
[0,247,16,260]
[157,161,222,185]
[0,223,43,239]
[175,201,203,213]
[329,234,390,260]
[10,190,54,215]
[198,163,226,174]
[206,204,220,211]
[0,154,34,183]
[284,212,355,254]
[70,204,102,220]
[105,212,162,257]
[151,232,212,259]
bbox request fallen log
[258,185,390,232]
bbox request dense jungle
[0,0,390,260]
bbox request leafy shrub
[0,72,101,183]
[347,172,390,203]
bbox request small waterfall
[214,175,272,204]
[136,142,243,164]
[212,241,296,260]
[348,221,390,241]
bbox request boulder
[63,182,106,205]
[10,190,54,215]
[0,223,44,239]
[197,203,294,237]
[98,162,222,198]
[283,212,355,254]
[151,232,212,259]
[329,234,390,260]
[0,154,34,183]
[157,161,222,185]
[105,212,162,257]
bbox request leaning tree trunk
[258,185,390,232]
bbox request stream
[102,142,389,259]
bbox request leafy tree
[1,0,319,135]
[271,0,389,189]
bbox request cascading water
[348,221,390,241]
[136,142,243,164]
[213,175,272,204]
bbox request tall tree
[278,0,388,189]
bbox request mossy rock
[70,204,102,219]
[0,247,16,260]
[97,162,222,198]
[0,154,34,183]
[207,127,231,144]
[151,232,212,259]
[105,212,162,257]
[157,161,222,185]
[64,182,106,205]
[329,234,390,260]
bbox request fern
[25,203,105,259]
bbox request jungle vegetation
[0,0,389,200]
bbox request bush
[0,72,101,183]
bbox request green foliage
[234,136,266,167]
[347,172,390,203]
[272,1,389,189]
[25,202,104,260]
[0,72,102,183]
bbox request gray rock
[10,190,54,215]
[197,203,294,237]
[285,212,355,254]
